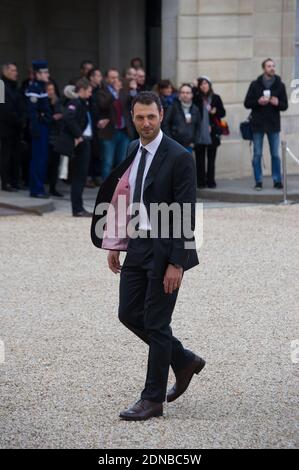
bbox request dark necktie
[133,146,148,204]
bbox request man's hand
[129,79,138,91]
[258,96,269,106]
[163,264,183,295]
[74,137,83,147]
[108,251,121,274]
[97,119,110,129]
[53,113,63,121]
[270,96,279,106]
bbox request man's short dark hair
[262,58,275,69]
[75,78,92,92]
[105,68,119,77]
[179,83,193,92]
[80,60,94,70]
[87,68,101,80]
[131,92,162,113]
[1,62,17,73]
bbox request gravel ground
[0,204,298,449]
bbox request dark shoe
[50,190,64,198]
[207,182,217,189]
[93,177,103,187]
[86,178,96,189]
[30,193,50,199]
[274,182,283,189]
[73,210,93,218]
[167,355,206,403]
[2,185,18,193]
[254,182,263,191]
[119,399,163,421]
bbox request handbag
[213,116,230,136]
[240,113,253,141]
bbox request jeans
[100,129,130,180]
[252,132,282,184]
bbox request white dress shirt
[129,130,164,230]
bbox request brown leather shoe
[119,399,163,421]
[167,355,206,403]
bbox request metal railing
[281,141,299,205]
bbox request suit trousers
[118,235,195,403]
[0,135,21,189]
[70,139,91,214]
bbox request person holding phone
[244,58,288,191]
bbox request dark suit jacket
[0,77,25,138]
[94,83,135,140]
[90,133,199,276]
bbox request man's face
[132,102,163,142]
[132,59,143,69]
[81,63,94,77]
[91,70,102,87]
[3,64,18,81]
[79,86,93,100]
[179,86,193,104]
[136,69,146,86]
[264,61,275,76]
[36,70,50,83]
[47,84,56,99]
[106,70,120,87]
[126,68,137,81]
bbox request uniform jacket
[162,99,201,147]
[91,134,199,276]
[25,80,52,137]
[244,74,288,133]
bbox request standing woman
[193,76,226,189]
[46,81,64,197]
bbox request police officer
[63,78,93,217]
[25,60,52,198]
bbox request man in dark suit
[91,92,205,421]
[0,62,25,191]
[95,69,135,180]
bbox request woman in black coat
[193,76,226,189]
[46,81,64,197]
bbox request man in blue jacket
[25,60,52,198]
